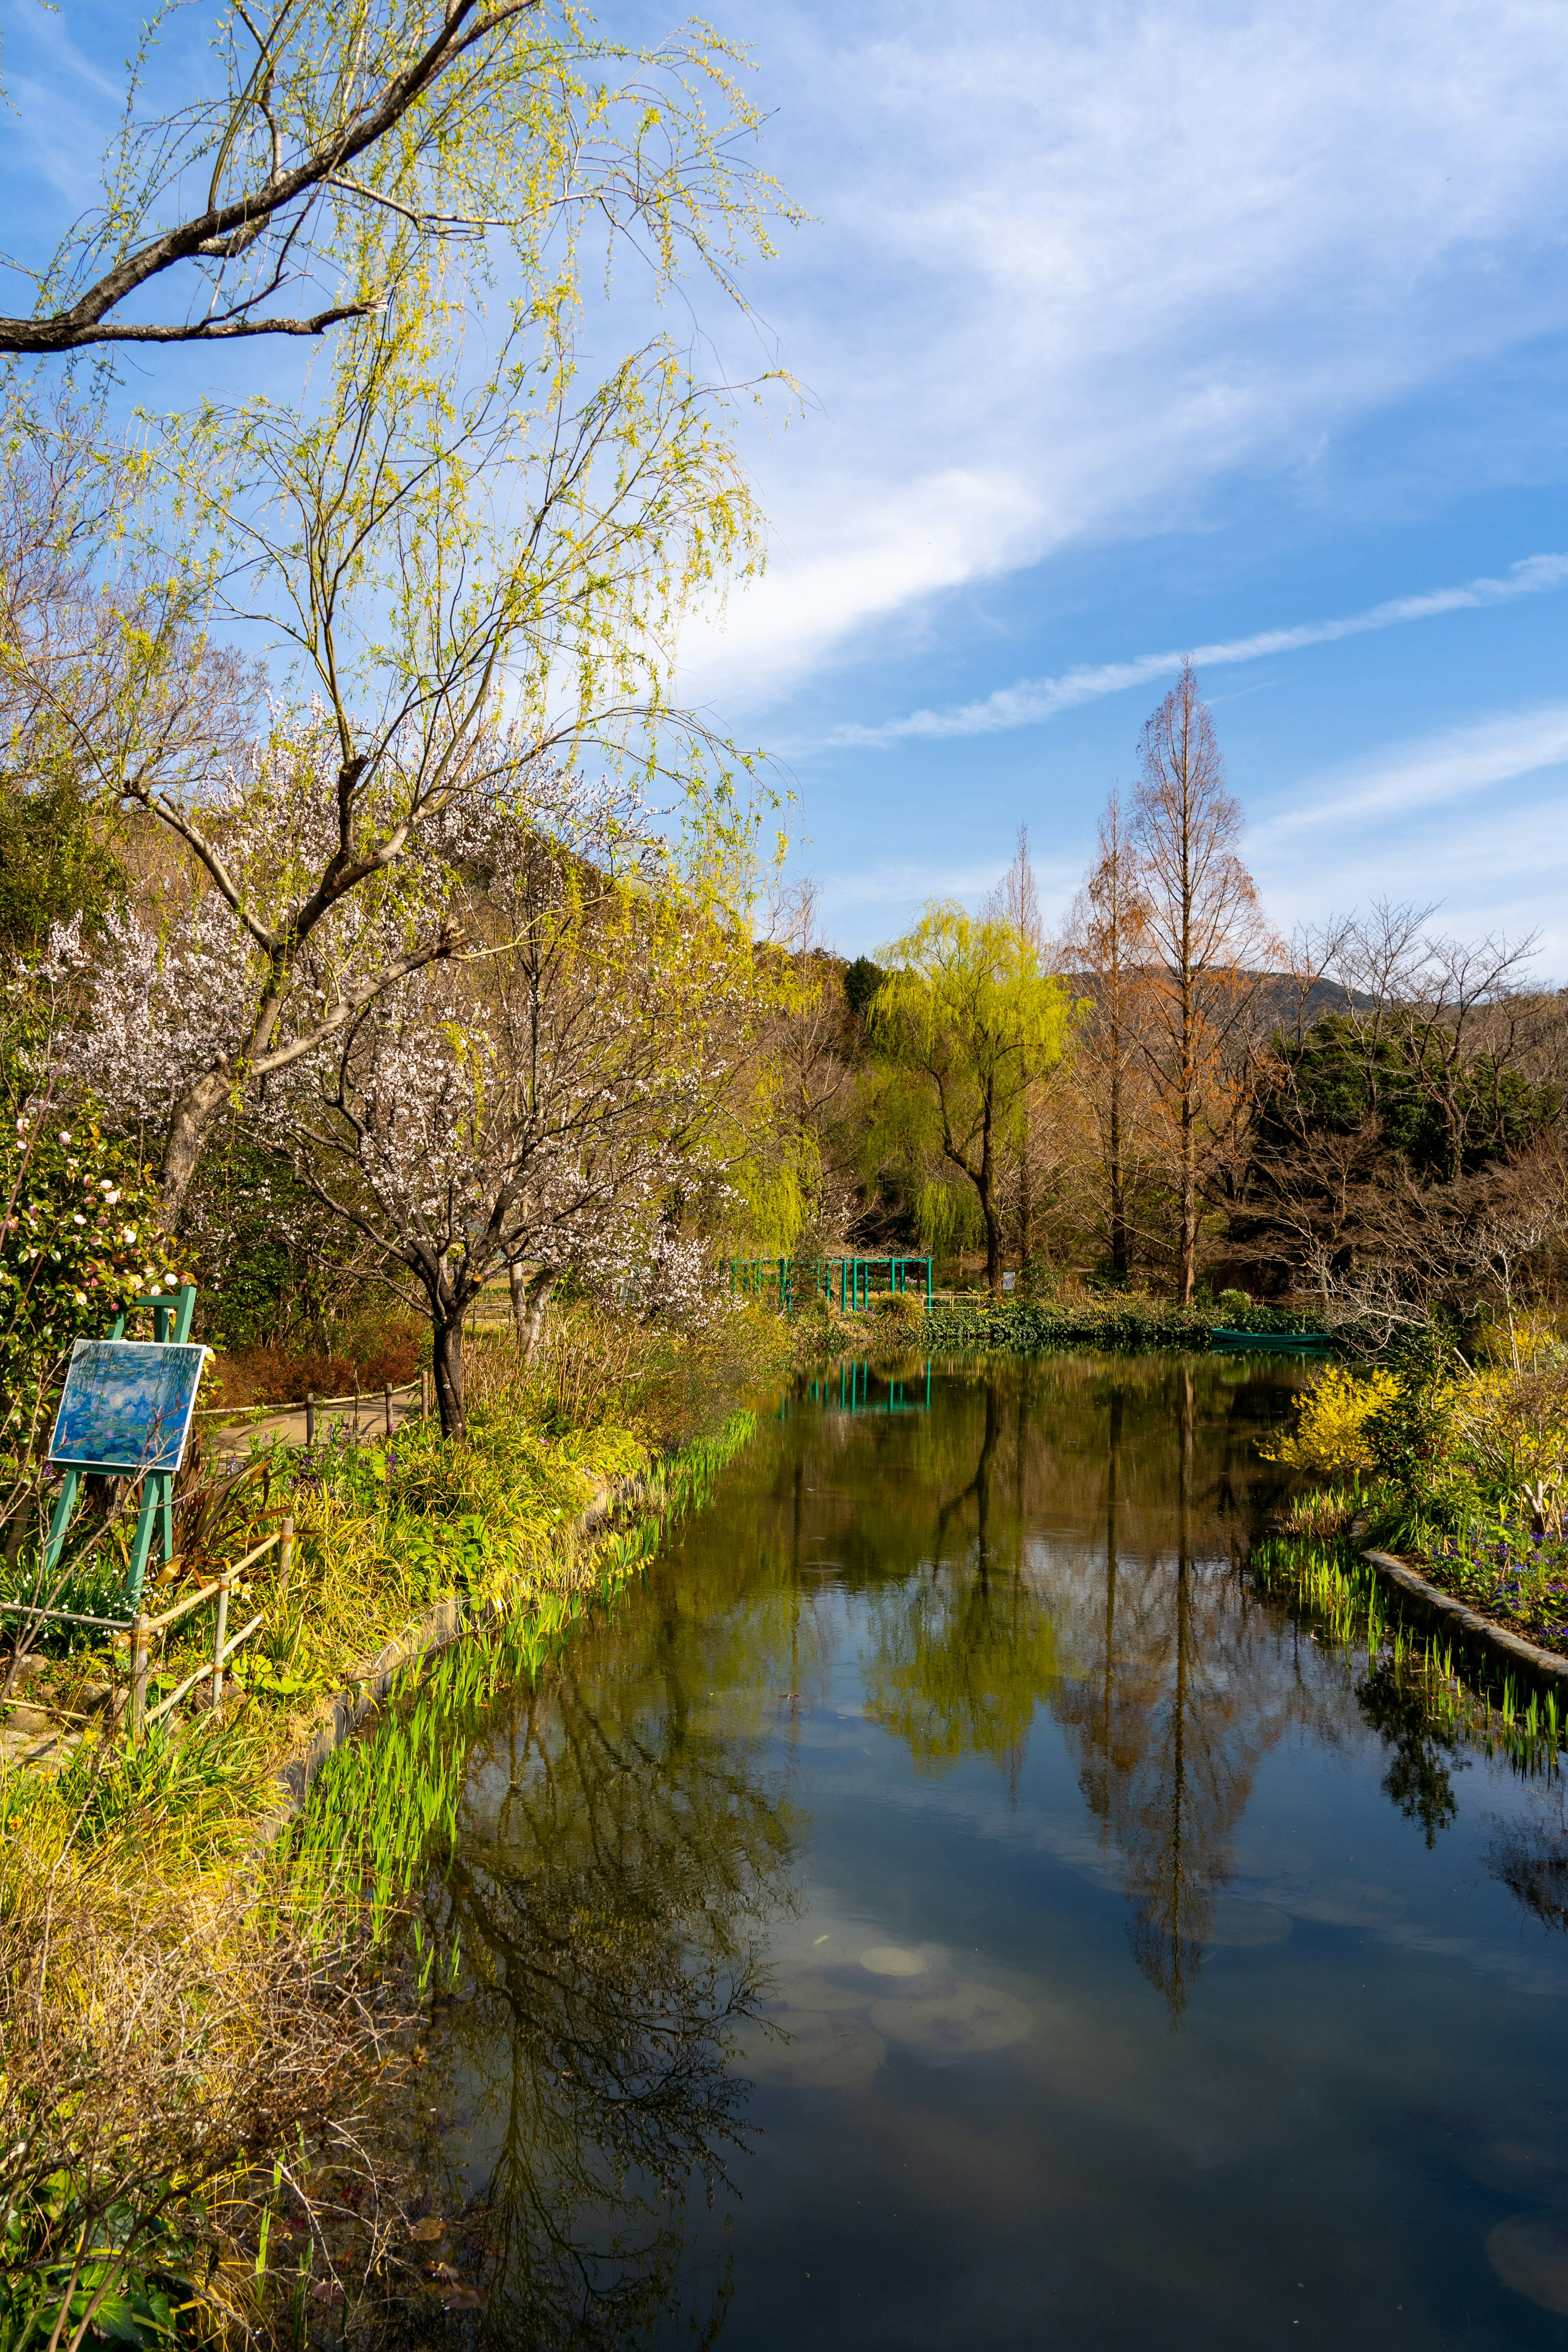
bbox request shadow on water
[364,1353,1568,2350]
[363,1636,798,2348]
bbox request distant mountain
[1058,970,1379,1025]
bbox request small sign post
[42,1284,207,1611]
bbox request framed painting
[48,1339,209,1474]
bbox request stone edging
[252,1463,656,1854]
[1361,1547,1568,1688]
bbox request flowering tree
[281,825,774,1434]
[60,765,775,1432]
[55,730,597,1186]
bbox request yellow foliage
[1260,1365,1401,1478]
[1473,1310,1561,1370]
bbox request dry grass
[1279,1488,1356,1540]
[506,1297,793,1444]
[0,1735,417,2350]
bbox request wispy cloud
[678,0,1568,713]
[820,555,1568,749]
[1257,701,1568,841]
[1250,702,1568,972]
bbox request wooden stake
[212,1564,233,1706]
[130,1612,150,1744]
[305,1391,316,1450]
[278,1512,295,1602]
[384,1381,393,1439]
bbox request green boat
[1209,1327,1333,1354]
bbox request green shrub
[1216,1288,1252,1321]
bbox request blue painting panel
[49,1340,208,1473]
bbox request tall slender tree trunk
[1108,1040,1129,1278]
[1177,841,1198,1304]
[509,1263,557,1366]
[982,1085,1002,1296]
[982,1180,1003,1295]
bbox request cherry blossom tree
[280,829,771,1435]
[56,727,618,1183]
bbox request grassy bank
[1260,1336,1568,1665]
[922,1296,1323,1352]
[0,1304,784,2350]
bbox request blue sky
[663,0,1568,966]
[5,0,1567,965]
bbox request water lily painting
[48,1340,208,1473]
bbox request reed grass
[285,1410,757,1955]
[1252,1532,1564,1776]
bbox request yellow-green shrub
[1261,1365,1401,1479]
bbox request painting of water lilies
[48,1340,207,1473]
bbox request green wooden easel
[42,1284,199,1615]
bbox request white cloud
[816,557,1568,751]
[1251,704,1568,971]
[1258,704,1568,841]
[678,0,1568,712]
[678,468,1042,721]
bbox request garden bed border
[1361,1547,1568,1690]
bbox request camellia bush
[0,1108,189,1434]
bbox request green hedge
[920,1297,1325,1354]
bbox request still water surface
[410,1355,1568,2348]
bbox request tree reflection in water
[354,1348,1568,2348]
[1353,1659,1465,1847]
[367,1639,797,2352]
[1486,1800,1568,1931]
[861,1382,1064,1787]
[1046,1359,1305,2023]
[858,1356,1307,2025]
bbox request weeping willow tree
[868,903,1074,1296]
[0,2,799,1227]
[0,1,799,354]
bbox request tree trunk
[982,1086,1002,1296]
[1108,1044,1129,1278]
[432,1310,466,1440]
[158,1067,237,1224]
[510,1264,557,1367]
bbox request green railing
[804,1361,932,1415]
[731,1255,934,1310]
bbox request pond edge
[253,1459,665,1854]
[1362,1547,1568,1688]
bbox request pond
[396,1354,1568,2349]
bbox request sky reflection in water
[402,1355,1568,2350]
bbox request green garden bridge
[731,1255,934,1312]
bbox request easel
[42,1284,199,1615]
